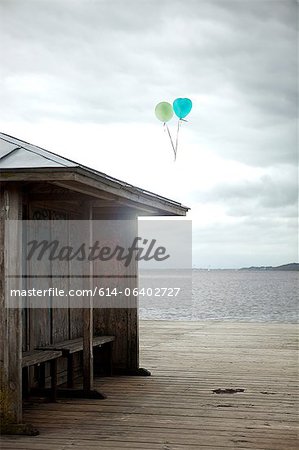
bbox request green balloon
[155,102,173,123]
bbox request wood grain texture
[37,336,115,354]
[0,171,188,216]
[0,184,23,424]
[92,215,139,372]
[22,351,62,368]
[83,203,93,392]
[1,320,298,449]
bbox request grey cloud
[194,172,298,220]
[195,116,297,167]
[192,215,298,268]
[0,0,296,122]
[0,0,296,170]
[198,175,298,208]
[193,216,298,246]
[0,0,297,268]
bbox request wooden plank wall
[23,206,85,386]
[92,212,139,372]
[21,202,140,386]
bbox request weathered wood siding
[20,202,140,388]
[0,184,23,424]
[92,211,139,372]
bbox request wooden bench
[37,336,115,389]
[22,350,62,401]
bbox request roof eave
[0,167,189,216]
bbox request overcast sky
[0,0,297,268]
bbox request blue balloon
[173,98,192,119]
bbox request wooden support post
[37,364,46,389]
[67,354,74,388]
[50,359,58,402]
[22,368,29,399]
[107,341,113,376]
[0,184,28,432]
[83,203,93,392]
[128,216,139,372]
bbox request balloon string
[164,123,176,161]
[175,119,181,159]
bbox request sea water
[139,270,298,322]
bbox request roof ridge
[0,132,79,167]
[0,145,21,162]
[0,132,43,149]
[18,146,72,167]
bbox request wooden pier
[1,321,298,449]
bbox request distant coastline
[238,263,299,272]
[192,263,299,271]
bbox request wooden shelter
[0,132,188,433]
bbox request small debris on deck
[212,388,245,394]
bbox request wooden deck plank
[1,321,298,449]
